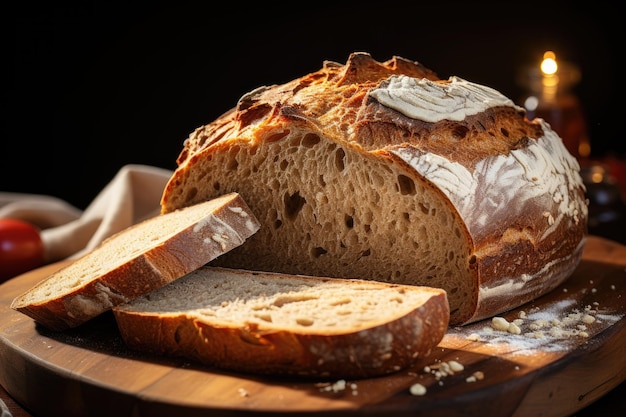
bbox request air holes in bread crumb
[312,247,327,258]
[302,133,321,148]
[269,208,282,229]
[296,318,314,326]
[397,175,416,195]
[371,171,385,187]
[329,298,352,306]
[283,191,305,220]
[272,294,319,307]
[345,215,354,229]
[254,313,272,322]
[334,148,346,171]
[227,148,239,170]
[184,187,198,203]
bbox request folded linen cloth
[0,164,172,264]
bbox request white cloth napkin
[0,164,173,263]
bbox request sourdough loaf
[160,52,588,325]
[112,266,449,378]
[11,193,260,331]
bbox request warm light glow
[541,51,558,76]
[591,171,604,184]
[579,141,591,158]
[589,165,606,183]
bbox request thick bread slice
[112,266,449,379]
[160,52,588,325]
[11,193,260,331]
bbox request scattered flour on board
[448,298,624,355]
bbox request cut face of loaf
[112,266,449,379]
[11,193,260,331]
[161,52,588,325]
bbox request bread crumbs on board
[317,380,359,396]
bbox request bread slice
[160,52,588,325]
[11,193,260,331]
[112,266,449,379]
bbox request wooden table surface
[1,235,625,417]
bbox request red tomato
[0,219,44,283]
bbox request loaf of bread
[11,193,260,331]
[161,52,588,325]
[112,266,449,378]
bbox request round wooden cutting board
[1,235,625,417]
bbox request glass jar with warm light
[518,51,590,161]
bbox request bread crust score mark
[160,52,588,325]
[11,193,261,331]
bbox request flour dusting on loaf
[161,52,588,325]
[370,75,515,122]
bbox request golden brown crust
[174,53,440,169]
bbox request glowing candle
[518,51,590,160]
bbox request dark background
[6,1,623,210]
[4,3,626,414]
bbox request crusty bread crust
[11,193,260,331]
[161,52,588,325]
[113,266,449,379]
